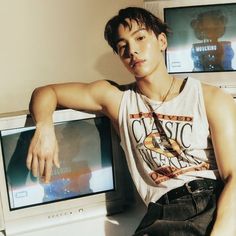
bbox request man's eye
[137,36,145,41]
[118,45,126,54]
[120,45,126,49]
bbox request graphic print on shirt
[130,112,210,185]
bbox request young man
[27,7,236,236]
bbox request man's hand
[26,123,60,183]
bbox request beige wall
[0,0,143,114]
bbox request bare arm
[27,80,122,182]
[203,85,236,235]
[29,80,119,121]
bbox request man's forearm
[211,176,236,235]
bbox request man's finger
[39,158,46,177]
[31,154,39,177]
[44,159,53,183]
[26,152,33,170]
[53,146,60,168]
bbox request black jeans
[133,181,223,236]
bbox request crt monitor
[164,3,236,74]
[0,109,126,235]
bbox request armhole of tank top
[197,80,210,131]
[118,90,129,132]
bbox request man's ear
[158,33,168,51]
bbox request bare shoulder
[201,83,236,124]
[90,80,124,121]
[87,79,123,98]
[93,79,123,102]
[89,79,120,91]
[202,83,235,109]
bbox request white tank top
[118,77,219,205]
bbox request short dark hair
[104,7,170,53]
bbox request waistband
[157,178,223,204]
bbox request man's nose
[128,43,139,57]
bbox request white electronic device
[145,0,236,92]
[0,109,128,235]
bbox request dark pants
[134,180,223,236]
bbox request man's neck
[135,72,174,102]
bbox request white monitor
[145,0,236,95]
[0,109,126,236]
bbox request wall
[0,0,143,114]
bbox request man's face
[116,19,167,79]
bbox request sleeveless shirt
[118,77,219,205]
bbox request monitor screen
[164,3,236,73]
[0,116,114,211]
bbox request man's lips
[130,59,146,68]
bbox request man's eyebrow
[116,28,147,45]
